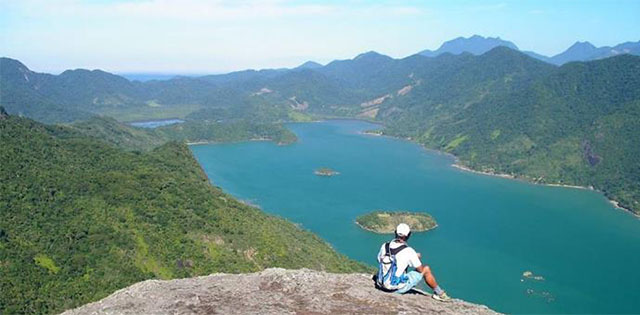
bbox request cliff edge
[62,268,498,314]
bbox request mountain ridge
[419,35,519,57]
[2,47,639,215]
[417,35,640,65]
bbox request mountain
[119,73,182,82]
[2,47,640,213]
[416,36,640,66]
[548,40,640,65]
[549,41,600,65]
[0,111,367,313]
[62,268,498,315]
[4,37,639,124]
[615,41,640,55]
[0,58,93,123]
[419,35,519,57]
[295,61,323,70]
[381,53,640,213]
[0,57,295,123]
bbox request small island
[314,167,340,176]
[355,211,437,234]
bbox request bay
[191,120,640,314]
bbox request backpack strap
[384,242,391,256]
[390,244,407,255]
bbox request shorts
[395,271,423,294]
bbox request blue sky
[1,0,638,73]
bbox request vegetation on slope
[155,119,296,145]
[0,112,367,314]
[387,54,640,213]
[68,116,297,152]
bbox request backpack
[376,242,409,291]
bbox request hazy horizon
[1,0,639,74]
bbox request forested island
[355,211,437,234]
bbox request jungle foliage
[0,113,367,314]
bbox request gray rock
[62,268,499,315]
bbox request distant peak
[420,35,519,57]
[295,61,323,70]
[0,57,30,72]
[569,41,596,49]
[483,45,520,56]
[354,51,388,60]
[356,50,378,56]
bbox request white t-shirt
[377,240,422,278]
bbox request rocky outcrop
[360,94,392,108]
[62,268,498,315]
[288,96,309,111]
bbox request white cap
[396,223,411,237]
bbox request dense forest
[379,52,640,213]
[0,110,367,313]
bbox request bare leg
[418,265,439,290]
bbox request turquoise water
[129,119,184,128]
[191,120,640,314]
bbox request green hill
[0,110,367,314]
[68,116,296,152]
[383,54,640,213]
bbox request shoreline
[450,163,593,190]
[126,117,184,124]
[354,220,438,234]
[186,137,286,146]
[350,119,637,218]
[449,161,637,218]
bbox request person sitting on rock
[376,223,451,301]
